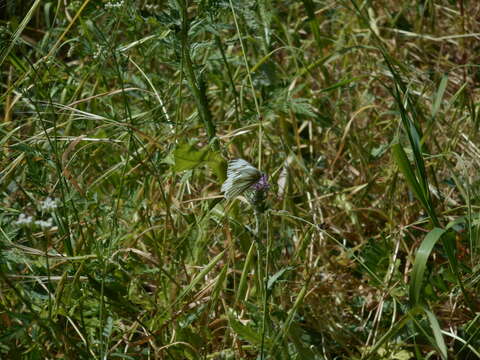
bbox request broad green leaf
[409,228,445,306]
[227,311,261,346]
[206,150,227,182]
[173,143,209,172]
[173,142,227,181]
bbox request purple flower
[252,174,270,191]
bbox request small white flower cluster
[105,0,124,9]
[15,214,33,226]
[40,197,57,211]
[14,213,53,230]
[35,218,53,229]
[144,4,159,11]
[93,44,105,60]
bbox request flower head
[35,218,53,229]
[40,197,57,211]
[252,174,270,192]
[15,213,33,226]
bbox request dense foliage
[1,0,479,359]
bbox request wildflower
[34,218,53,229]
[92,44,104,60]
[15,213,33,226]
[40,197,57,211]
[221,159,270,212]
[105,0,124,9]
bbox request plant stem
[228,0,263,169]
[255,210,269,360]
[177,0,218,150]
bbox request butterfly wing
[222,159,262,199]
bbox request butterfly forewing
[222,159,262,200]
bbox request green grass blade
[301,0,326,53]
[0,0,42,67]
[424,308,448,360]
[208,264,229,314]
[432,75,448,119]
[364,307,424,359]
[175,250,225,306]
[392,143,431,217]
[236,242,256,303]
[271,279,309,350]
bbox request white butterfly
[221,159,263,200]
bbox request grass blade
[425,308,448,360]
[0,0,42,67]
[432,75,448,119]
[175,250,225,306]
[236,242,256,303]
[392,143,438,224]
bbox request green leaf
[424,308,448,360]
[409,228,446,306]
[0,0,42,67]
[392,143,438,224]
[175,250,225,306]
[364,307,423,359]
[173,142,227,181]
[319,76,360,93]
[173,143,210,172]
[208,264,228,314]
[432,75,448,119]
[236,242,256,303]
[392,144,426,207]
[227,311,262,346]
[272,280,309,350]
[287,97,317,118]
[267,266,294,291]
[205,150,227,182]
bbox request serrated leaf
[173,142,226,180]
[173,143,209,172]
[267,266,293,291]
[287,98,317,118]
